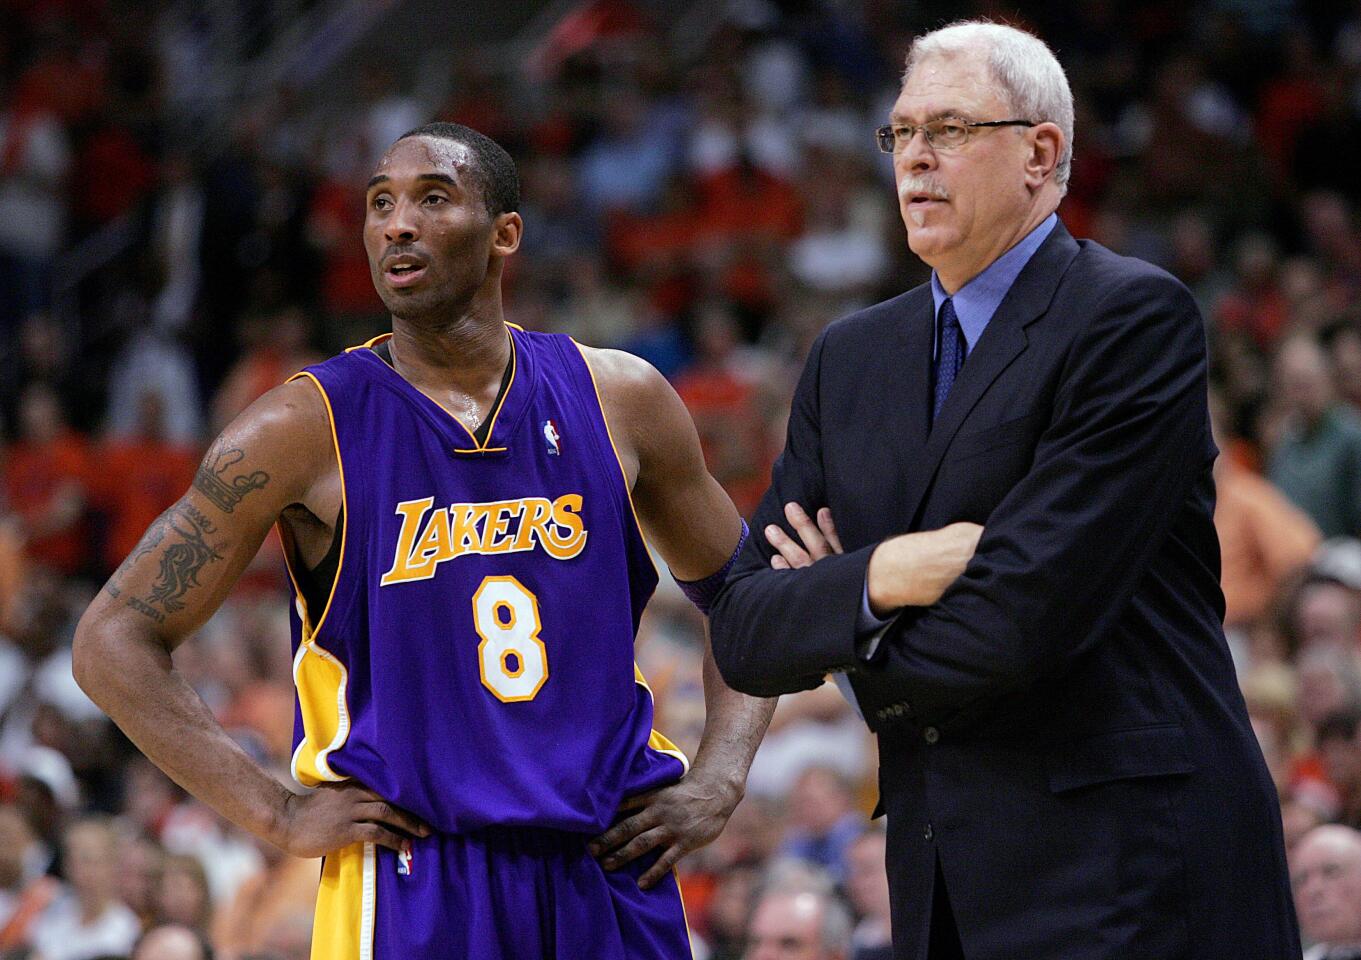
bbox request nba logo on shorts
[397,839,414,877]
[543,419,561,456]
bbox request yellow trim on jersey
[570,340,660,580]
[345,332,394,353]
[346,328,517,453]
[282,372,352,787]
[675,869,698,960]
[312,841,375,960]
[634,663,689,773]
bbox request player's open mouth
[384,260,428,288]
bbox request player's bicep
[97,487,275,640]
[625,373,742,582]
[91,382,328,645]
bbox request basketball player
[73,123,778,958]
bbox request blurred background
[2,0,1360,957]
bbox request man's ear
[491,212,523,258]
[1025,122,1064,190]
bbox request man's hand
[272,782,432,857]
[766,502,843,569]
[587,770,741,889]
[766,504,983,614]
[867,522,983,615]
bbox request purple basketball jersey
[283,325,685,836]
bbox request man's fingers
[638,844,686,889]
[589,808,658,857]
[600,827,668,870]
[355,801,431,838]
[784,502,829,559]
[771,554,790,570]
[764,524,811,568]
[616,790,657,812]
[354,822,408,852]
[816,507,844,554]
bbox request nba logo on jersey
[397,840,413,877]
[543,419,561,456]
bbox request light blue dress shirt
[833,213,1060,714]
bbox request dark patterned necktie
[933,297,965,423]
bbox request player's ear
[491,212,522,258]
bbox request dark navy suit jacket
[710,221,1300,959]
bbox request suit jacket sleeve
[858,272,1215,724]
[709,327,877,697]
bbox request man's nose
[898,128,937,174]
[385,197,420,243]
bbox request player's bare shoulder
[575,344,705,492]
[576,345,687,479]
[197,376,337,514]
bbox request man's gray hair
[755,859,854,955]
[904,21,1075,195]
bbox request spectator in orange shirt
[2,385,93,577]
[1211,391,1322,633]
[674,301,777,516]
[95,392,200,576]
[210,306,322,431]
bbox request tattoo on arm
[148,505,222,612]
[105,509,174,598]
[113,502,226,622]
[194,442,270,514]
[109,441,266,620]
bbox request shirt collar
[931,212,1058,355]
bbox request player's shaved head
[394,122,519,217]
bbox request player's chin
[376,285,440,318]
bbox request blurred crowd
[3,0,1361,957]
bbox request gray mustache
[898,176,950,201]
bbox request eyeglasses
[875,117,1036,153]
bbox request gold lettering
[414,507,453,564]
[545,494,588,559]
[513,498,554,552]
[380,498,436,585]
[381,494,589,586]
[482,501,518,554]
[450,503,481,555]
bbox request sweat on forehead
[375,136,475,175]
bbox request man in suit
[709,21,1300,960]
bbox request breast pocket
[947,410,1044,464]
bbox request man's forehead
[894,50,1003,119]
[372,135,474,180]
[1302,831,1361,866]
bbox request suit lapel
[898,221,1082,529]
[887,288,934,459]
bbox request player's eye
[422,194,448,205]
[372,196,393,210]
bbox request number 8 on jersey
[472,575,548,702]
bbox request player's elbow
[709,586,800,697]
[71,607,140,709]
[707,591,762,695]
[71,615,111,703]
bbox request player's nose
[384,196,421,243]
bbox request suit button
[924,726,940,744]
[924,823,934,841]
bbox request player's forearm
[688,637,776,800]
[73,613,293,844]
